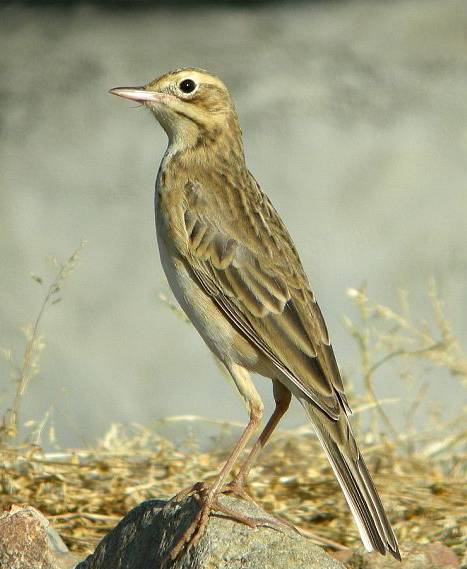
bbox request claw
[221,479,254,502]
[170,481,206,504]
[165,480,297,562]
[167,486,215,561]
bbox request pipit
[110,68,401,561]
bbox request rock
[0,504,82,569]
[333,542,460,568]
[76,495,345,569]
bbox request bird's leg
[175,381,291,502]
[168,365,267,560]
[221,381,302,537]
[226,381,291,498]
[169,405,263,559]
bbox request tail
[302,400,401,560]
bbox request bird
[110,68,401,561]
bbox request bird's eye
[179,78,196,94]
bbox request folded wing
[180,178,351,420]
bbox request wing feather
[181,176,350,420]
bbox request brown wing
[180,176,351,420]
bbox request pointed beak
[109,87,164,103]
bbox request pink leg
[228,381,291,494]
[168,364,264,560]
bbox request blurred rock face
[1,1,466,446]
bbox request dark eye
[179,78,196,94]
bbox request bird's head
[110,68,241,152]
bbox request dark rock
[76,495,345,569]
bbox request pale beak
[109,87,164,103]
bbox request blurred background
[1,0,466,449]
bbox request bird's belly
[155,222,259,369]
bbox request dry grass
[0,421,464,558]
[0,255,465,560]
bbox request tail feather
[302,400,401,561]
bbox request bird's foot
[222,478,304,538]
[167,481,285,561]
[171,477,251,504]
[167,483,214,561]
[219,476,253,501]
[170,480,206,504]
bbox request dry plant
[0,243,86,443]
[0,278,465,562]
[343,281,466,457]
